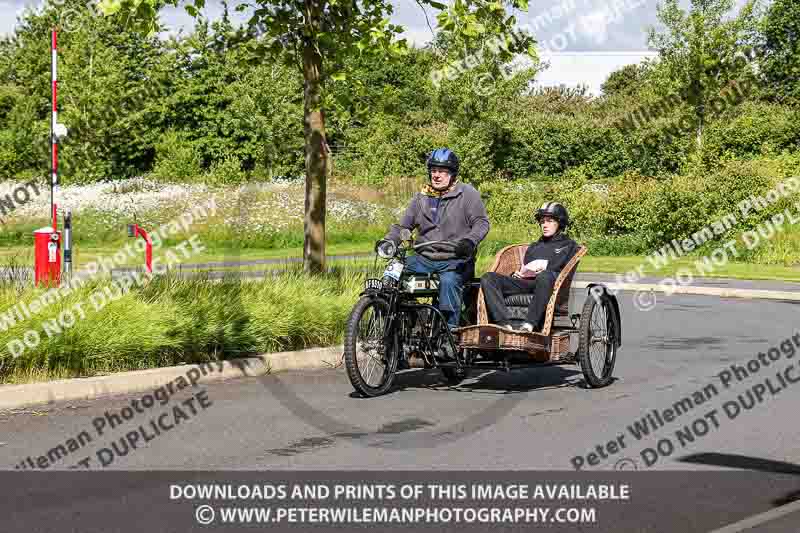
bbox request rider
[480,202,579,333]
[377,147,490,330]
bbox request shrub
[150,130,203,182]
[0,129,20,178]
[700,102,800,168]
[335,116,448,185]
[206,156,247,185]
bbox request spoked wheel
[578,293,618,388]
[344,296,399,397]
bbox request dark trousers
[480,271,557,329]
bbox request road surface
[4,291,800,532]
[3,291,799,471]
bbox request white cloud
[534,51,658,96]
[577,10,614,45]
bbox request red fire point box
[34,227,61,287]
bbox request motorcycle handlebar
[412,240,459,251]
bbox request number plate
[383,261,404,281]
[364,279,382,291]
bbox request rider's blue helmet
[426,148,460,180]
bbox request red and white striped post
[51,28,58,231]
[34,27,63,288]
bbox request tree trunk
[302,0,330,274]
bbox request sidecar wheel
[344,296,399,397]
[578,292,618,388]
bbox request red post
[34,28,62,288]
[128,224,153,273]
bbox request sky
[1,0,757,95]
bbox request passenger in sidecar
[480,202,578,333]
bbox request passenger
[480,202,578,333]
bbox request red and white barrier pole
[51,28,58,231]
[34,27,63,288]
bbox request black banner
[4,470,800,532]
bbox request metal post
[128,224,153,274]
[64,209,72,278]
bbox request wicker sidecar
[451,243,621,387]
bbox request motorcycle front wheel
[344,295,399,397]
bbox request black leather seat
[502,289,572,323]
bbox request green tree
[646,0,760,150]
[104,0,536,273]
[0,0,171,181]
[600,63,649,97]
[760,0,800,105]
[152,11,305,177]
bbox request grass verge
[0,265,377,385]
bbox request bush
[150,131,203,182]
[335,116,449,185]
[206,156,247,185]
[700,102,800,167]
[0,129,20,178]
[496,111,633,180]
[479,155,800,260]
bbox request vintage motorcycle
[343,229,621,398]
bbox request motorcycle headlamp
[377,241,397,259]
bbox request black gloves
[455,239,475,258]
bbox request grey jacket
[385,183,490,261]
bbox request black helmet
[535,201,570,230]
[426,148,460,179]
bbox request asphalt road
[4,291,800,531]
[3,291,800,472]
